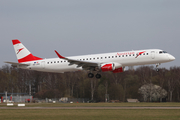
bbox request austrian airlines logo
[17,48,24,54]
[135,51,146,58]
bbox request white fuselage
[19,49,175,73]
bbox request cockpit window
[159,51,167,54]
[159,51,163,54]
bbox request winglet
[54,50,65,59]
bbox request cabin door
[151,51,155,59]
[41,61,45,69]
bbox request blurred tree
[139,84,167,102]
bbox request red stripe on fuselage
[18,54,43,63]
[12,39,21,45]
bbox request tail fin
[12,39,43,63]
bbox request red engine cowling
[101,63,115,72]
[112,67,124,73]
[100,62,125,73]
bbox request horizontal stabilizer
[4,61,30,67]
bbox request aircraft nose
[169,55,175,61]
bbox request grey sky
[0,0,179,68]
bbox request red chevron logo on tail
[17,48,24,54]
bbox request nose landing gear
[155,63,160,72]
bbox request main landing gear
[88,73,101,79]
[88,73,94,78]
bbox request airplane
[5,39,175,79]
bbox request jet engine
[100,63,115,72]
[112,67,125,73]
[100,62,125,73]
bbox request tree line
[0,65,180,102]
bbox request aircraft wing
[4,61,30,67]
[55,50,100,70]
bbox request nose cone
[169,55,175,61]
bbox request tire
[88,73,94,78]
[95,74,101,79]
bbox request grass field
[1,103,180,120]
[0,109,180,120]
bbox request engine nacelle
[112,67,125,73]
[100,62,124,73]
[100,63,115,72]
[112,62,124,73]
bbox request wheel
[88,73,94,78]
[95,74,101,79]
